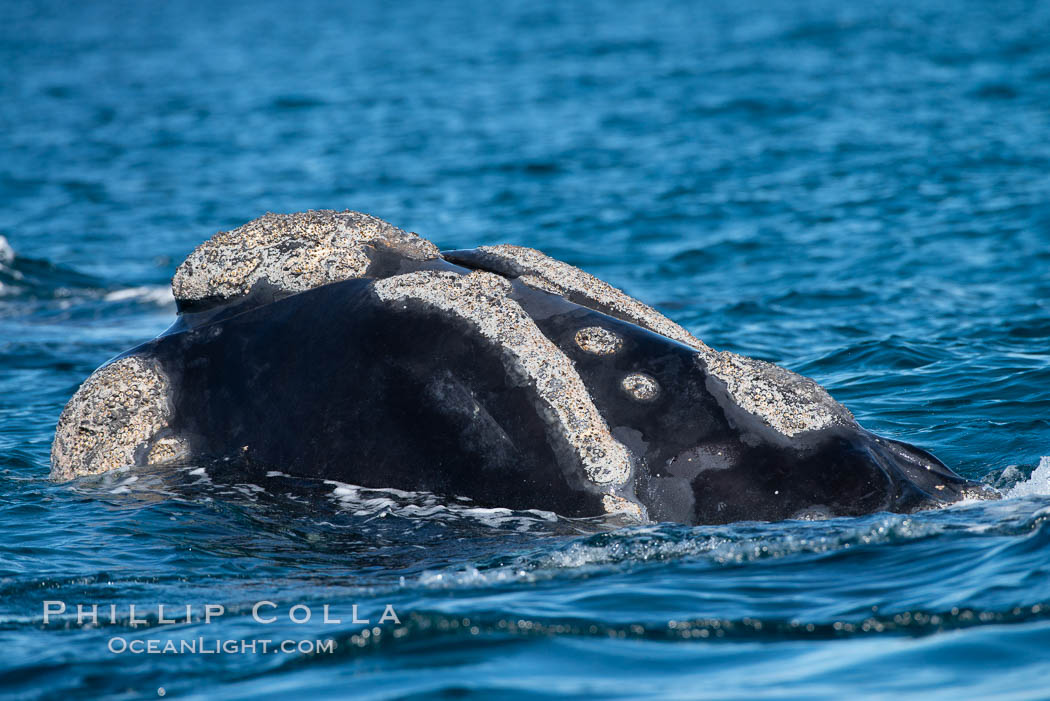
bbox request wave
[0,236,173,311]
[0,237,102,300]
[102,285,174,306]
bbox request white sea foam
[1005,456,1050,498]
[0,235,14,264]
[324,479,558,530]
[104,285,175,306]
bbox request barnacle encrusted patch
[146,437,187,465]
[172,210,439,303]
[574,326,622,355]
[602,494,645,519]
[621,372,660,402]
[700,351,855,437]
[471,244,711,352]
[373,269,633,489]
[51,356,172,481]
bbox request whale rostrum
[52,210,998,524]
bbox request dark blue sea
[2,0,1049,698]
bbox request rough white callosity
[51,356,173,480]
[172,210,439,303]
[621,373,660,402]
[374,269,633,488]
[574,326,623,355]
[700,351,855,436]
[476,244,711,350]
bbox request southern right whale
[50,210,998,524]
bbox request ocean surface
[2,0,1050,698]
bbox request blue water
[2,0,1050,698]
